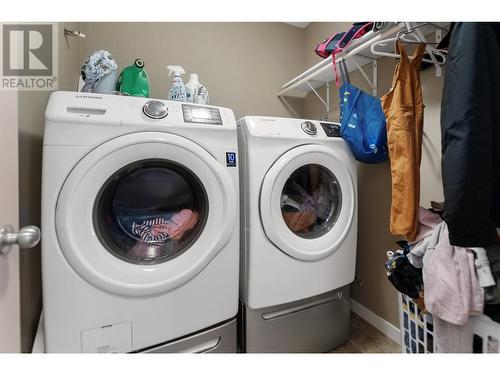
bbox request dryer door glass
[93,159,208,265]
[281,164,342,239]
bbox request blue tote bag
[339,81,388,163]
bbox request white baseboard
[32,311,45,353]
[350,299,401,345]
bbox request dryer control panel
[182,104,223,125]
[320,122,341,137]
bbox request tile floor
[331,313,401,353]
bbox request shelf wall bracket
[305,80,330,118]
[349,57,378,97]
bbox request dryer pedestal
[141,318,237,353]
[34,315,238,353]
[240,286,350,353]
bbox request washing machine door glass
[93,159,208,265]
[281,164,342,239]
[260,144,355,261]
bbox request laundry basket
[398,293,500,353]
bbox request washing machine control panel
[320,122,341,137]
[143,100,169,119]
[182,104,223,125]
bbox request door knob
[0,225,41,255]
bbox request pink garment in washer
[150,209,199,241]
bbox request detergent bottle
[116,58,150,97]
[167,66,187,102]
[185,73,201,103]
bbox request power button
[301,121,317,136]
[143,100,168,119]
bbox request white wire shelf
[277,22,446,99]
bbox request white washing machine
[41,91,239,353]
[237,116,358,352]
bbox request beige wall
[80,22,305,119]
[17,22,82,352]
[301,23,444,326]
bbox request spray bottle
[167,65,187,102]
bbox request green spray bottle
[116,58,150,97]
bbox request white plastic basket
[398,293,500,353]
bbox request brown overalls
[381,41,426,241]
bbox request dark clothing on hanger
[436,22,455,51]
[441,22,500,247]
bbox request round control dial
[143,100,168,119]
[301,121,317,135]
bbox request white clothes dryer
[41,92,239,353]
[237,116,358,352]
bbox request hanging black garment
[441,22,500,247]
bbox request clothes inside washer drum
[117,209,199,245]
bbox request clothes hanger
[370,22,447,75]
[396,22,448,43]
[370,25,446,63]
[395,24,447,64]
[402,22,447,76]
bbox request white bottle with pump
[167,65,187,102]
[185,73,209,105]
[185,73,200,103]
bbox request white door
[0,91,21,352]
[260,144,356,261]
[0,92,40,352]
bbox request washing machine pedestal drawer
[241,286,350,353]
[140,318,237,353]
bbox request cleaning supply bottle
[167,66,187,102]
[116,58,150,97]
[191,74,209,105]
[185,73,201,103]
[194,85,210,105]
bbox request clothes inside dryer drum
[281,164,342,239]
[93,159,207,265]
